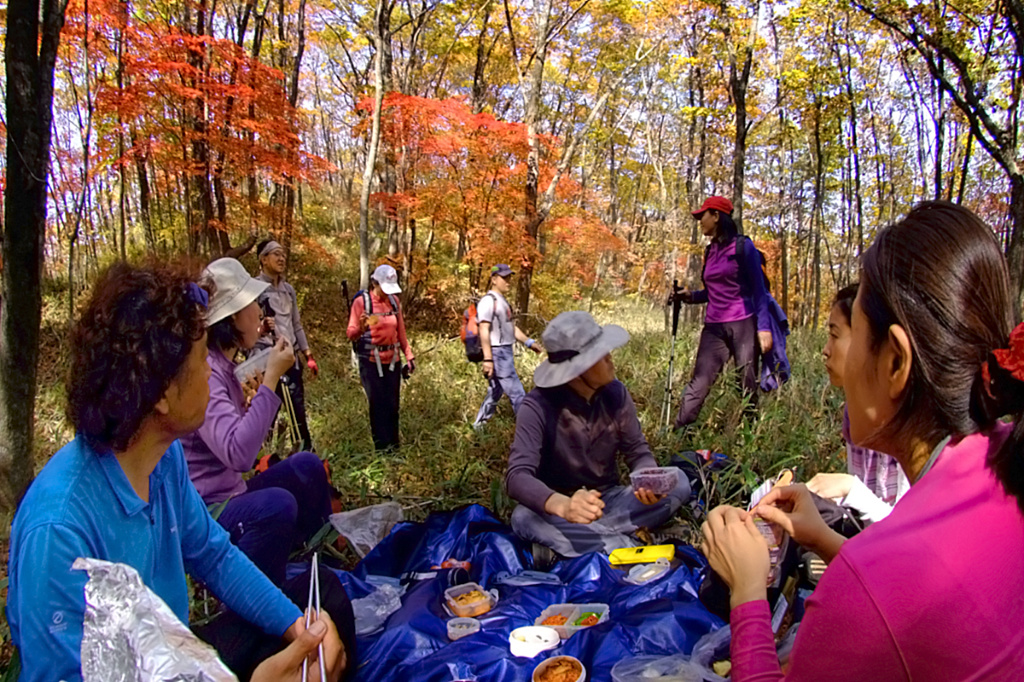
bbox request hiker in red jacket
[346,264,415,451]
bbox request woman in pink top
[701,201,1024,681]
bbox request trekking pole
[342,279,358,373]
[260,297,301,451]
[661,279,683,429]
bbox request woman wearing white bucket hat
[345,263,416,451]
[180,258,334,587]
[505,311,691,559]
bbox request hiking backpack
[353,289,401,363]
[460,293,496,363]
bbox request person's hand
[262,316,276,336]
[758,330,773,354]
[305,351,319,378]
[633,487,664,506]
[481,359,494,379]
[359,312,369,332]
[753,484,845,562]
[806,473,855,501]
[563,488,605,524]
[405,358,416,375]
[700,505,770,608]
[252,612,347,682]
[265,338,294,383]
[667,286,692,306]
[530,341,544,354]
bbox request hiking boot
[531,542,560,571]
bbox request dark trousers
[358,360,401,451]
[275,361,313,451]
[195,566,357,682]
[675,317,759,429]
[217,452,332,586]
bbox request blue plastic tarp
[322,504,723,682]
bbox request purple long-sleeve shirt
[505,381,658,515]
[181,349,281,503]
[690,236,770,331]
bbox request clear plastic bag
[351,580,406,636]
[329,502,404,558]
[610,654,725,682]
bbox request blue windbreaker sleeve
[7,524,91,682]
[173,444,300,636]
[742,237,771,332]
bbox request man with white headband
[505,311,691,560]
[255,239,316,451]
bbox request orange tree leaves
[357,93,624,298]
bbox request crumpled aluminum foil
[74,558,237,682]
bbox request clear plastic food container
[447,617,481,641]
[629,467,680,495]
[232,347,272,384]
[534,603,609,639]
[444,582,494,618]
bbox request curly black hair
[66,263,206,453]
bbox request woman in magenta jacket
[701,202,1024,680]
[672,196,772,430]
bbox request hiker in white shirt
[473,264,543,428]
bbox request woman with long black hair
[671,196,771,431]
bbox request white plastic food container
[533,603,609,639]
[508,626,559,658]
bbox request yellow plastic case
[609,544,675,566]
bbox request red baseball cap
[691,196,734,217]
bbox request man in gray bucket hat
[505,311,691,559]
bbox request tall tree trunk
[811,96,825,331]
[359,0,388,289]
[2,0,70,511]
[723,0,759,233]
[513,0,554,316]
[470,0,494,114]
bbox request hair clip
[185,282,209,309]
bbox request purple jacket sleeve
[689,289,709,304]
[741,237,771,332]
[730,553,904,681]
[197,372,281,473]
[505,396,556,515]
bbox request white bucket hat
[533,311,630,388]
[202,258,270,326]
[372,264,402,295]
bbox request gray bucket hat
[202,258,270,326]
[533,311,630,388]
